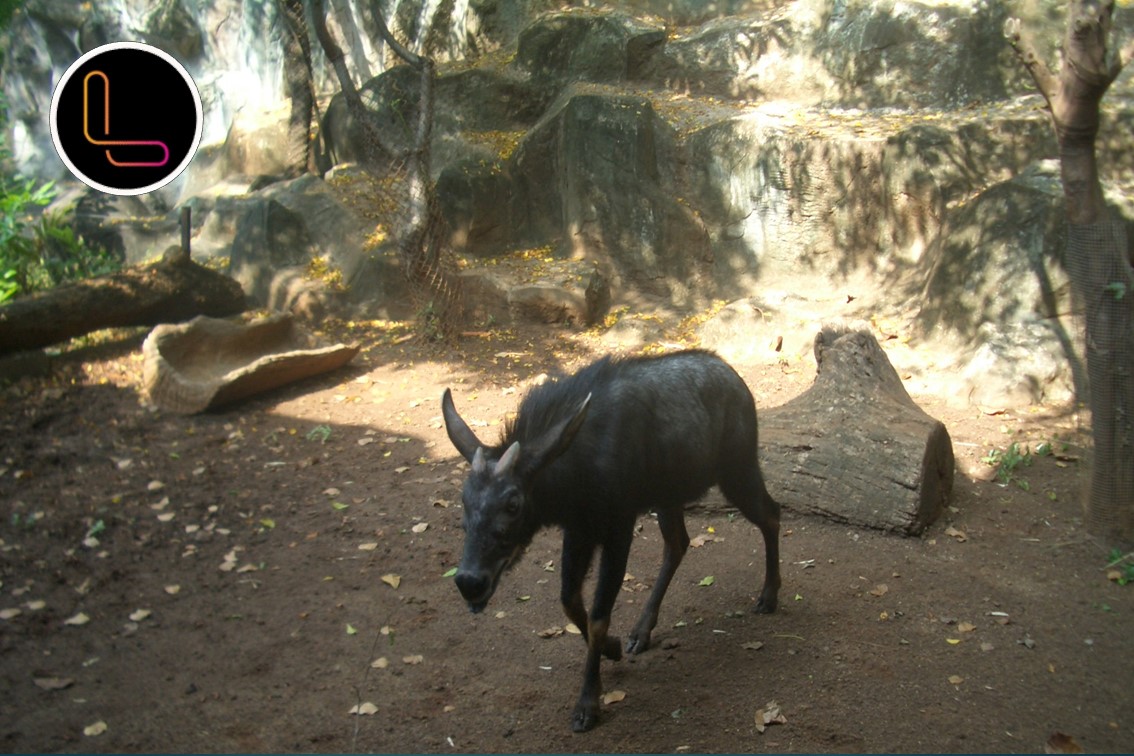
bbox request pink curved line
[83,70,170,168]
[105,141,170,167]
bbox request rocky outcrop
[6,0,1133,407]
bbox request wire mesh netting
[300,0,465,337]
[1065,220,1134,544]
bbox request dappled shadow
[687,100,1058,306]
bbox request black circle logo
[50,42,202,196]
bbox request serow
[441,349,781,732]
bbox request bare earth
[1,319,1131,754]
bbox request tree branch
[1112,36,1134,81]
[1004,16,1058,106]
[369,1,426,69]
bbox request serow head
[440,388,590,613]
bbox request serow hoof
[571,703,599,733]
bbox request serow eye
[504,497,520,517]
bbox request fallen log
[700,325,954,535]
[0,245,246,355]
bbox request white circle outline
[49,41,202,197]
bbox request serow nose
[454,571,489,607]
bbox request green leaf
[1105,281,1127,300]
[698,575,715,587]
[441,567,458,578]
[346,624,358,635]
[331,501,349,511]
[260,518,276,529]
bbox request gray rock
[515,11,666,85]
[958,320,1080,407]
[918,161,1069,341]
[684,102,1055,291]
[507,284,588,325]
[436,158,516,257]
[509,91,712,305]
[226,199,316,307]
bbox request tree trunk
[1007,1,1134,547]
[278,0,315,177]
[696,326,955,536]
[0,247,246,355]
[310,0,395,169]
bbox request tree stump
[703,325,954,535]
[0,246,246,355]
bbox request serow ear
[441,388,485,463]
[521,392,591,475]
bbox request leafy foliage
[0,95,119,302]
[1107,549,1134,586]
[981,440,1055,490]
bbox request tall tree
[1006,1,1134,547]
[278,0,315,177]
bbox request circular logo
[50,42,202,196]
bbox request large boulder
[803,0,1020,108]
[917,162,1069,342]
[683,101,1055,293]
[319,64,549,174]
[515,11,666,85]
[915,161,1134,406]
[509,91,713,305]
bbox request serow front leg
[571,528,632,732]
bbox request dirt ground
[1,317,1132,754]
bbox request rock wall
[3,0,1133,405]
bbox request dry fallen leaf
[1045,731,1084,754]
[371,657,389,669]
[0,608,21,620]
[381,574,401,589]
[754,700,787,733]
[602,690,626,705]
[219,550,238,572]
[358,542,379,551]
[83,721,108,737]
[349,702,379,716]
[565,623,582,635]
[63,612,91,627]
[164,585,181,595]
[129,609,152,622]
[34,676,74,691]
[944,526,968,542]
[948,675,964,685]
[411,522,429,534]
[869,584,889,598]
[538,626,565,639]
[741,641,765,651]
[958,621,977,633]
[402,654,424,665]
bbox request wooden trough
[142,314,359,414]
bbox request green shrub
[1,96,118,302]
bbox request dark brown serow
[441,349,782,732]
